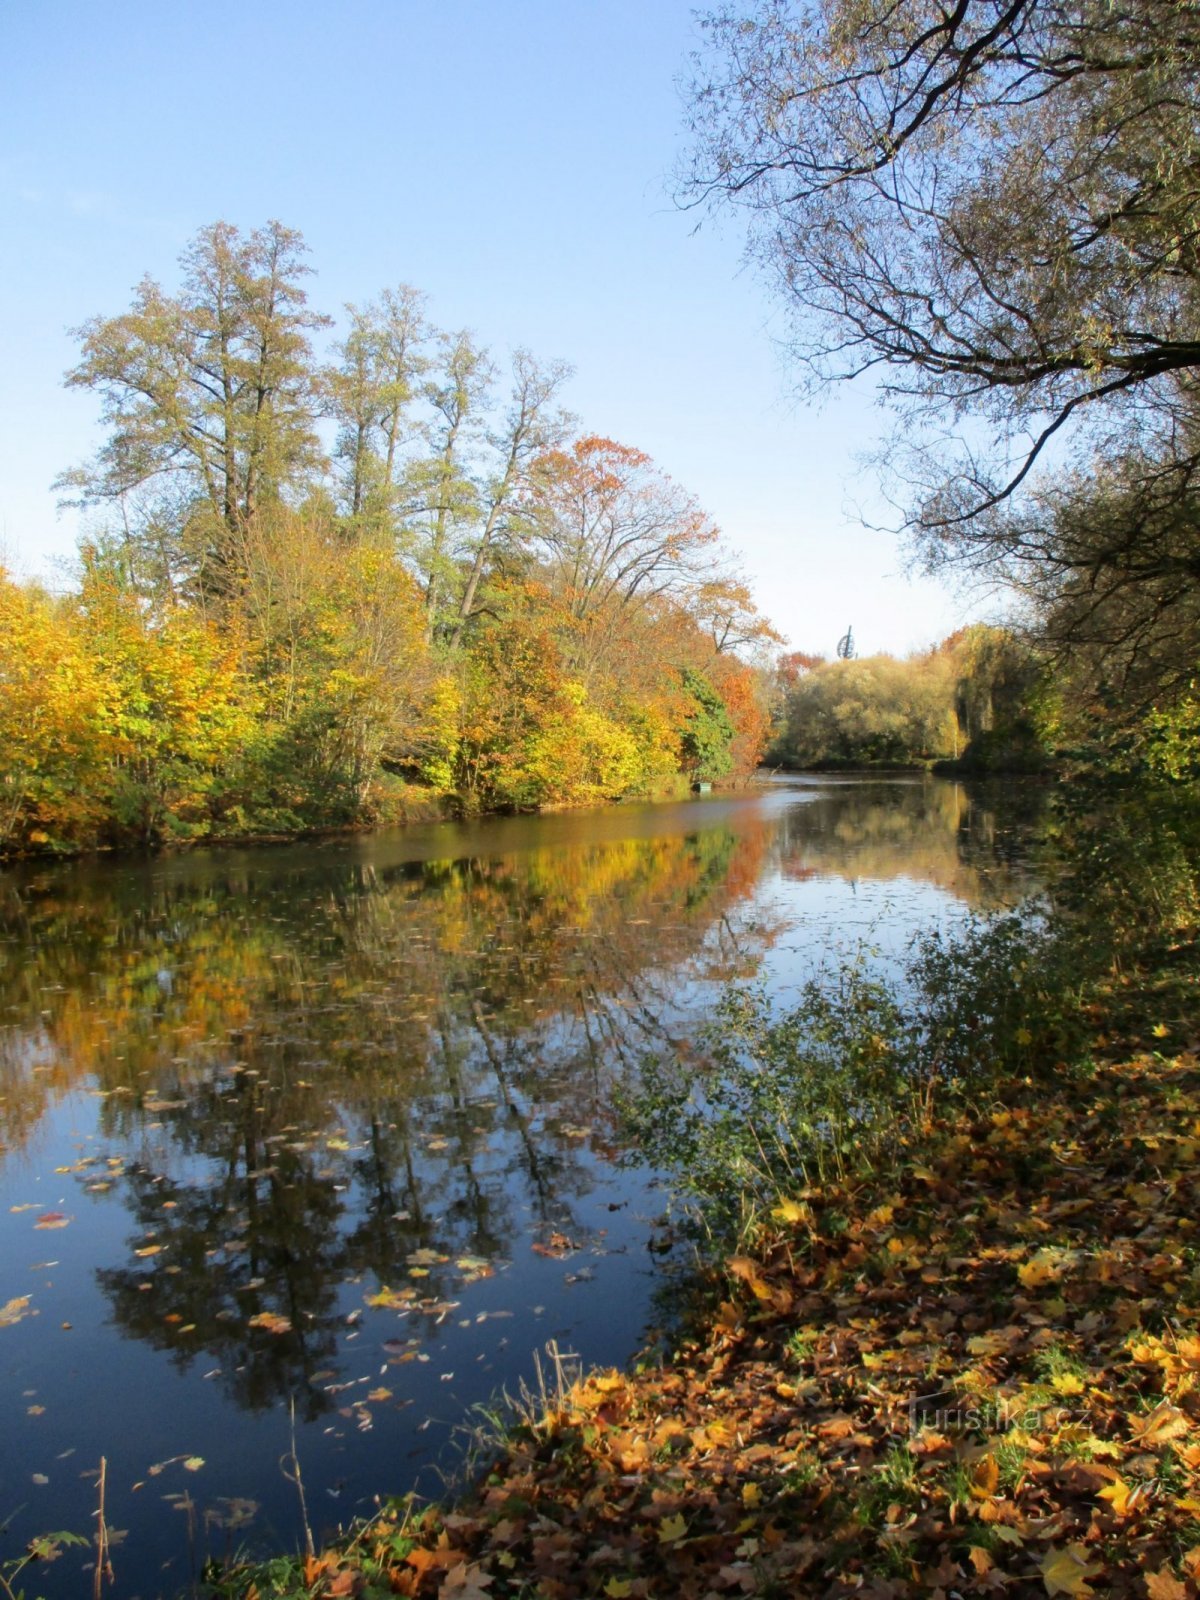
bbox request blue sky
[0,0,991,655]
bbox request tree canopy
[683,1,1200,717]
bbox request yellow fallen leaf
[1053,1373,1085,1396]
[1098,1477,1145,1518]
[742,1482,761,1508]
[771,1198,811,1225]
[1019,1249,1067,1290]
[604,1582,632,1599]
[971,1454,999,1498]
[0,1296,32,1328]
[658,1513,687,1543]
[1039,1543,1101,1596]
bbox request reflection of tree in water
[1,819,786,1416]
[0,788,1045,1416]
[773,781,1044,907]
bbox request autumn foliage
[2,223,781,855]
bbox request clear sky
[0,0,990,657]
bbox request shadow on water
[0,777,1042,1594]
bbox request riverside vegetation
[0,221,782,859]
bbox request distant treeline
[767,626,1053,772]
[1,222,780,856]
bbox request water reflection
[0,778,1041,1593]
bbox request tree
[449,349,573,647]
[404,330,494,635]
[62,220,328,599]
[776,653,957,766]
[0,572,107,850]
[680,667,737,781]
[683,0,1200,683]
[326,286,430,535]
[530,436,722,680]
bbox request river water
[0,775,1042,1596]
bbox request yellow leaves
[691,1419,736,1452]
[771,1197,812,1226]
[970,1454,999,1499]
[0,1296,32,1328]
[1097,1476,1150,1518]
[1018,1248,1071,1290]
[1039,1543,1102,1596]
[657,1513,688,1543]
[1051,1372,1085,1396]
[604,1582,633,1599]
[365,1285,416,1310]
[366,1387,393,1403]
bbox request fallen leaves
[1040,1542,1102,1595]
[33,1211,70,1230]
[0,1295,33,1327]
[246,1311,292,1335]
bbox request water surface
[0,776,1041,1595]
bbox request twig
[279,1397,315,1558]
[93,1456,113,1600]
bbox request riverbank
[0,776,716,865]
[219,937,1200,1599]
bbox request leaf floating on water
[182,1457,205,1472]
[31,1473,49,1485]
[366,1286,416,1310]
[34,1212,70,1231]
[531,1232,576,1259]
[247,1312,292,1335]
[0,1296,33,1328]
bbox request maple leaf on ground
[1144,1568,1188,1600]
[442,1562,493,1599]
[1040,1543,1102,1596]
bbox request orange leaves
[32,1211,71,1231]
[1130,1403,1190,1449]
[246,1311,292,1335]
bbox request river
[0,774,1042,1596]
